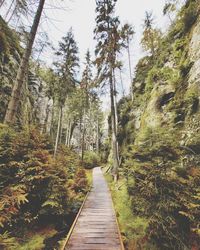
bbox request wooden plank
[63,167,124,250]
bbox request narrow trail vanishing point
[64,167,124,250]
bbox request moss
[184,85,199,114]
[168,0,199,39]
[104,173,148,250]
[114,0,200,248]
[85,169,93,187]
[17,227,57,250]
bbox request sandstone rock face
[189,18,200,86]
[131,17,200,147]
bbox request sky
[0,0,170,108]
[40,0,169,98]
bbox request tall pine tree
[94,0,124,181]
[53,29,79,156]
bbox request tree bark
[59,107,63,144]
[109,68,119,182]
[119,69,125,97]
[65,118,72,147]
[81,115,86,161]
[127,39,133,101]
[0,0,6,9]
[4,0,15,21]
[50,99,55,137]
[113,70,120,165]
[54,106,62,157]
[96,118,99,153]
[4,0,46,125]
[113,70,118,133]
[42,99,50,134]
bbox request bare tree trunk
[65,118,72,146]
[50,99,55,137]
[59,108,63,143]
[42,100,50,134]
[79,117,82,154]
[87,98,92,150]
[96,118,99,153]
[110,68,119,182]
[68,121,72,146]
[0,0,6,9]
[4,0,15,21]
[81,109,86,160]
[54,106,62,157]
[127,40,133,101]
[119,69,125,97]
[7,1,18,23]
[113,69,120,164]
[113,70,118,133]
[69,122,75,147]
[65,119,69,145]
[4,0,46,125]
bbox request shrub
[0,125,89,247]
[83,151,101,169]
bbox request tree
[4,0,46,125]
[141,12,162,58]
[163,0,179,23]
[121,23,135,100]
[94,0,125,181]
[4,0,29,24]
[80,50,93,160]
[53,29,79,157]
[37,67,58,134]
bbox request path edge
[59,188,91,250]
[102,167,125,250]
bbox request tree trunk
[127,40,133,101]
[42,99,50,134]
[59,107,63,144]
[50,99,55,137]
[7,1,18,23]
[4,0,15,21]
[0,0,6,9]
[54,106,62,157]
[69,122,75,147]
[119,69,125,97]
[65,119,69,146]
[65,118,72,146]
[109,68,119,182]
[113,69,120,167]
[4,0,46,125]
[77,116,81,155]
[96,118,99,153]
[81,109,86,161]
[113,70,118,133]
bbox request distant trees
[53,29,79,156]
[141,11,162,58]
[3,0,29,24]
[163,0,179,23]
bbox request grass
[85,169,93,188]
[17,226,57,250]
[103,169,148,250]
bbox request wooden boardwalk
[64,167,123,250]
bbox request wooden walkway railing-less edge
[60,190,91,250]
[109,182,125,250]
[60,167,125,250]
